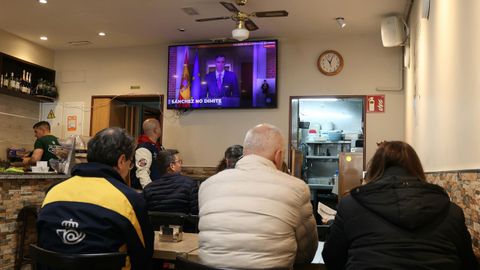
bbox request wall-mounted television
[166,40,277,109]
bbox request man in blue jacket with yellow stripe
[37,127,154,270]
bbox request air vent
[67,41,93,46]
[181,7,199,16]
[210,37,229,43]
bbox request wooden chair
[317,224,331,242]
[15,205,40,270]
[29,244,126,270]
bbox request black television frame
[166,39,279,110]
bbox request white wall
[0,29,54,68]
[54,34,405,167]
[405,0,480,171]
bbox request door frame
[288,95,367,172]
[90,94,164,141]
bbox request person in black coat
[322,141,477,270]
[142,149,198,215]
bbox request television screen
[166,40,277,109]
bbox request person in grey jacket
[199,123,318,269]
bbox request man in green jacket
[23,121,59,167]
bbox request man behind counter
[23,121,59,167]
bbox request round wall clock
[317,50,344,76]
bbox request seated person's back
[199,124,318,269]
[322,141,478,270]
[36,128,154,270]
[143,149,198,214]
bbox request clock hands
[327,55,332,66]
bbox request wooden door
[338,152,363,199]
[109,100,126,128]
[90,98,111,136]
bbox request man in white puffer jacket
[199,123,318,269]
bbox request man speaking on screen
[204,55,240,99]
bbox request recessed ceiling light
[40,36,48,41]
[98,32,107,37]
[177,28,186,32]
[38,0,48,4]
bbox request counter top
[0,172,69,180]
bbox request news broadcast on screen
[167,40,278,109]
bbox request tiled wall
[426,170,480,256]
[182,166,217,181]
[0,95,39,161]
[0,178,58,270]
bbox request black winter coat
[142,172,199,215]
[322,167,477,270]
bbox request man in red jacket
[131,118,164,189]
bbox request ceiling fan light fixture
[232,21,249,41]
[336,17,346,28]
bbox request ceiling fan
[195,0,289,41]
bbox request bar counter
[0,172,68,270]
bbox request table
[153,232,325,269]
[153,232,199,260]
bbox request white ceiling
[0,0,410,50]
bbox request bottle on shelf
[15,73,20,91]
[26,71,31,94]
[8,72,15,90]
[0,74,3,87]
[20,70,26,93]
[332,170,339,194]
[3,73,9,88]
[28,72,34,95]
[36,78,44,96]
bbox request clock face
[317,50,344,76]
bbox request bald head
[243,124,285,168]
[142,118,161,139]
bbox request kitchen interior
[290,96,365,213]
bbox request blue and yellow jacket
[37,162,154,270]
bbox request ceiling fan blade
[220,1,239,13]
[196,16,231,22]
[253,10,289,17]
[244,19,259,31]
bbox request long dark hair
[216,145,243,172]
[365,141,426,183]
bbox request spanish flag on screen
[191,50,201,108]
[178,50,191,108]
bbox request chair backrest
[175,256,290,270]
[317,224,331,242]
[148,211,199,233]
[29,244,126,270]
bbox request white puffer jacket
[199,155,318,269]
